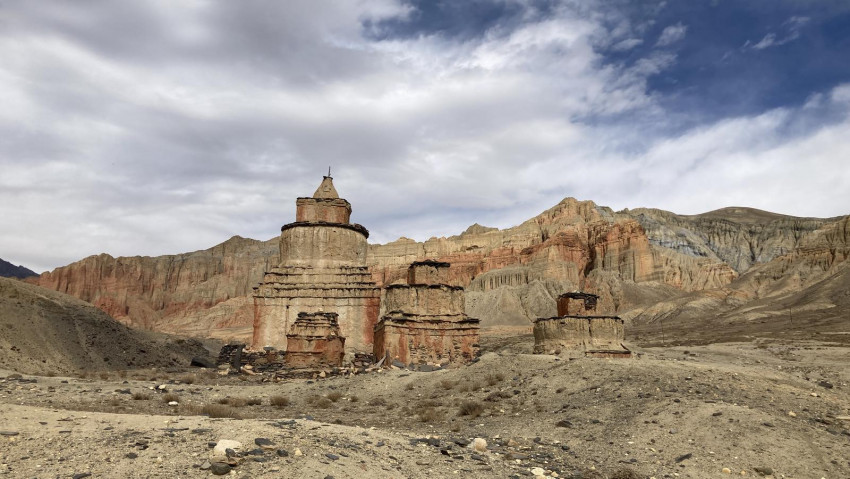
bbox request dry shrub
[132,391,152,401]
[201,404,241,419]
[226,397,248,407]
[217,397,230,405]
[440,379,455,390]
[326,391,343,402]
[368,397,387,407]
[99,372,110,380]
[405,382,415,391]
[458,400,485,418]
[162,393,179,403]
[417,406,443,423]
[246,398,263,406]
[486,373,505,386]
[609,468,641,479]
[349,395,360,403]
[108,397,121,407]
[270,395,290,408]
[179,374,197,384]
[306,395,334,409]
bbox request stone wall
[252,266,380,352]
[556,292,599,316]
[285,312,345,368]
[279,224,369,267]
[373,261,480,365]
[295,197,352,224]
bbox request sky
[2,0,850,273]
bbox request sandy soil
[1,335,848,479]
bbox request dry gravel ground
[1,336,849,479]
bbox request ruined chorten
[373,260,480,365]
[533,292,630,358]
[251,175,381,352]
[284,312,345,368]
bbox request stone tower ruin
[533,292,630,358]
[373,260,480,365]
[251,175,381,353]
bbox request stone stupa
[251,174,381,353]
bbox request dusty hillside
[1,338,848,478]
[0,277,211,375]
[627,217,850,345]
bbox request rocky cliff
[0,258,37,279]
[29,198,847,343]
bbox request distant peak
[461,223,498,236]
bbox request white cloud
[0,1,847,273]
[655,23,687,47]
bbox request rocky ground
[1,333,848,479]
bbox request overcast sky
[2,0,850,273]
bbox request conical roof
[312,176,339,199]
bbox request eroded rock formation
[373,261,480,365]
[28,195,849,342]
[251,176,380,352]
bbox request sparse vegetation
[306,394,333,409]
[326,391,343,402]
[200,404,240,419]
[179,373,196,384]
[162,393,179,403]
[132,391,152,401]
[368,397,387,407]
[246,397,263,406]
[458,400,485,418]
[270,395,290,408]
[440,379,455,390]
[417,406,443,423]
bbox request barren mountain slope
[28,198,846,342]
[0,277,209,375]
[627,217,850,345]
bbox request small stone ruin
[284,312,345,368]
[373,260,480,366]
[533,292,631,358]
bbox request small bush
[440,379,455,390]
[108,397,121,407]
[132,392,152,401]
[609,468,641,479]
[201,404,240,419]
[270,395,290,408]
[486,373,505,386]
[99,372,110,380]
[315,397,333,409]
[349,395,360,403]
[327,391,343,402]
[162,393,179,403]
[227,397,248,407]
[217,397,229,405]
[458,400,485,418]
[417,406,443,423]
[179,374,197,384]
[405,382,415,391]
[246,398,263,406]
[368,397,387,407]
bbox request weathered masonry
[533,292,630,358]
[251,176,381,353]
[373,261,480,365]
[284,312,345,368]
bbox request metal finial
[328,166,331,177]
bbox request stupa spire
[312,172,339,199]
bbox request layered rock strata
[285,312,345,368]
[251,177,380,353]
[534,292,630,358]
[373,261,480,365]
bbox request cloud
[655,23,687,47]
[0,1,847,273]
[745,15,810,51]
